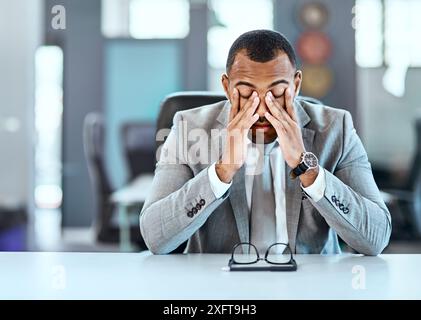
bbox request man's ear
[221,74,230,101]
[293,70,302,97]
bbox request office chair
[119,122,156,251]
[381,118,421,239]
[154,91,323,253]
[156,91,227,150]
[83,113,147,246]
[83,113,115,242]
[121,122,156,182]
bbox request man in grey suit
[140,30,391,255]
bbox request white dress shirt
[208,138,326,245]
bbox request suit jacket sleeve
[306,111,392,255]
[139,112,229,254]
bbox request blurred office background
[0,0,420,252]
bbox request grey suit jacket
[139,99,392,255]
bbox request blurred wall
[0,0,42,213]
[274,0,357,123]
[45,0,103,227]
[184,1,208,90]
[104,40,183,187]
[359,67,421,172]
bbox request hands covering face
[216,88,260,183]
[216,85,307,183]
[264,87,306,169]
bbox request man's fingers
[245,93,260,116]
[265,92,282,119]
[240,91,259,116]
[237,94,259,128]
[265,92,291,128]
[284,88,297,122]
[229,88,240,121]
[246,113,259,128]
[265,112,286,134]
[232,91,259,125]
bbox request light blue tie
[250,141,277,254]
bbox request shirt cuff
[301,166,326,202]
[208,162,232,199]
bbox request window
[207,0,274,91]
[101,0,190,39]
[355,0,421,67]
[34,46,64,249]
[34,46,63,210]
[354,0,383,67]
[101,0,131,38]
[130,0,189,39]
[384,0,421,67]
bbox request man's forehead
[229,50,294,80]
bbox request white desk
[0,252,420,299]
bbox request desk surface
[1,252,419,299]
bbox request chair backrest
[156,91,227,150]
[83,113,113,197]
[410,118,421,235]
[121,122,156,182]
[407,118,421,189]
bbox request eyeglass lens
[266,243,292,264]
[232,243,259,264]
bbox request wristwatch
[290,152,319,179]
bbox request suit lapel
[285,100,315,252]
[285,127,315,252]
[228,166,250,244]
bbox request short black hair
[226,29,297,73]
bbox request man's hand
[264,88,318,187]
[216,88,259,183]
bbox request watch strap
[290,162,309,179]
[293,162,308,176]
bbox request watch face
[303,152,318,169]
